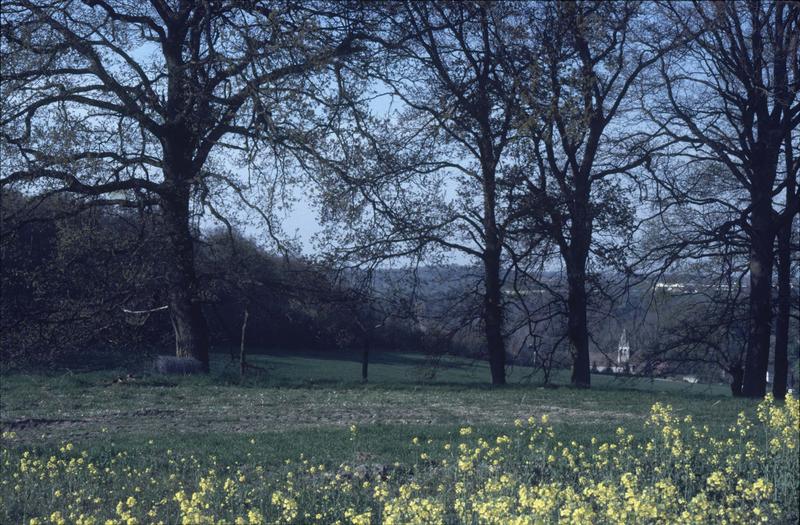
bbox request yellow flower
[706,471,726,491]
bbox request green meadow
[1,350,743,467]
[4,351,796,525]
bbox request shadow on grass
[2,348,736,404]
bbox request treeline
[0,1,798,397]
[0,191,433,370]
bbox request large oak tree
[1,0,367,370]
[650,0,799,397]
[314,1,531,385]
[513,1,675,387]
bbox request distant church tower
[618,329,630,365]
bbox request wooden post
[240,305,249,378]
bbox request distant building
[618,329,630,366]
[595,329,633,375]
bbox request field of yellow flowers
[1,393,797,524]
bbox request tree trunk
[565,180,592,388]
[566,249,591,388]
[240,305,249,378]
[729,361,744,397]
[361,321,370,383]
[161,186,210,372]
[742,190,775,397]
[484,249,506,385]
[362,345,369,383]
[773,216,791,399]
[480,147,506,386]
[774,131,796,400]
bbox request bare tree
[314,1,531,385]
[637,226,754,396]
[511,1,676,387]
[649,0,799,397]
[1,1,368,370]
[774,114,799,399]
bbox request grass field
[1,350,797,524]
[1,350,742,464]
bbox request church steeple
[618,329,630,364]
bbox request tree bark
[156,28,211,372]
[484,248,506,385]
[729,361,744,397]
[240,305,249,378]
[774,129,797,400]
[566,247,591,388]
[566,178,593,388]
[480,140,506,385]
[742,185,775,397]
[567,290,591,387]
[773,215,791,399]
[161,185,210,372]
[361,321,370,383]
[361,345,369,383]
